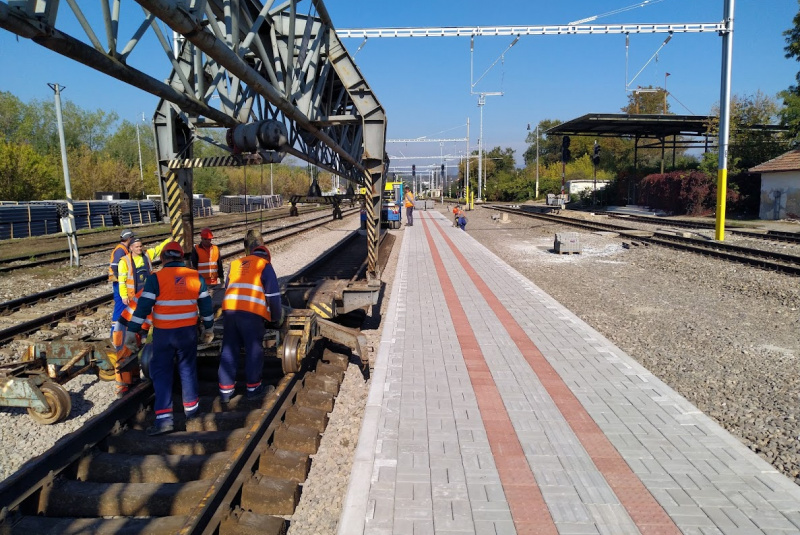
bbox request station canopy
[545,113,786,149]
[546,113,711,139]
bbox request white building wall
[565,180,610,196]
[759,171,800,220]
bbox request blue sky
[0,1,797,169]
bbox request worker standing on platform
[452,205,460,227]
[191,228,224,288]
[125,241,214,436]
[218,237,282,403]
[404,189,415,227]
[109,229,135,332]
[118,236,170,306]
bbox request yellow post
[715,168,727,241]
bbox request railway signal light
[561,136,571,163]
[412,164,416,176]
[592,143,600,165]
[440,164,445,176]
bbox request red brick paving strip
[424,213,680,534]
[420,217,558,535]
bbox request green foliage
[705,91,789,173]
[621,85,669,114]
[0,139,61,200]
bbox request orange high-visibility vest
[223,255,271,320]
[194,244,220,285]
[404,192,415,208]
[108,243,129,282]
[151,267,203,329]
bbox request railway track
[0,222,394,534]
[0,347,349,534]
[488,205,800,276]
[0,205,331,274]
[604,212,800,243]
[0,208,359,346]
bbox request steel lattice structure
[0,0,387,278]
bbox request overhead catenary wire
[569,0,667,25]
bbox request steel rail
[0,209,358,344]
[0,380,153,511]
[488,206,800,275]
[0,219,375,531]
[178,372,301,534]
[605,213,800,244]
[0,208,357,315]
[0,206,327,270]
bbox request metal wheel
[140,343,153,379]
[282,334,302,374]
[27,382,71,425]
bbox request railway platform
[338,210,800,535]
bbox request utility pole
[136,112,145,198]
[535,124,540,200]
[715,0,734,241]
[49,83,80,267]
[466,117,470,207]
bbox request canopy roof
[545,113,785,140]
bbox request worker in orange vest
[218,238,282,403]
[109,229,135,333]
[126,241,214,435]
[191,227,224,287]
[110,288,151,397]
[404,189,415,226]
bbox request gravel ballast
[3,203,800,535]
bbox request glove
[124,331,140,354]
[199,325,215,345]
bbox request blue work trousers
[219,311,265,396]
[111,282,126,334]
[150,324,200,425]
[406,206,414,225]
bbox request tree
[523,119,563,168]
[621,85,670,114]
[706,91,788,172]
[0,139,61,200]
[781,3,800,142]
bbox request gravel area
[0,213,374,485]
[453,204,800,485]
[5,200,800,532]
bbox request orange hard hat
[200,228,213,239]
[161,241,184,260]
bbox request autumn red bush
[639,170,723,215]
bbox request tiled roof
[749,149,800,173]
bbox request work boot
[247,384,274,401]
[146,420,174,436]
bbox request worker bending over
[110,288,151,397]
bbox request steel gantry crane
[0,0,388,279]
[338,2,736,240]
